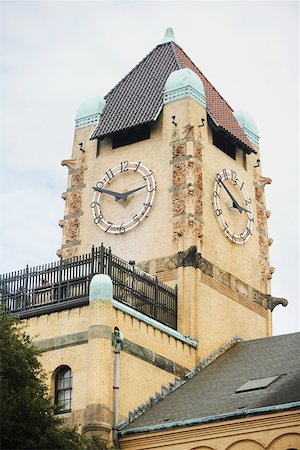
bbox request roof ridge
[169,41,181,69]
[118,335,242,430]
[104,42,175,100]
[174,43,234,114]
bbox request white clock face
[213,169,254,244]
[91,161,156,234]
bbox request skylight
[235,375,281,393]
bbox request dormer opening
[112,124,151,149]
[212,129,236,160]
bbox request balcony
[0,245,177,330]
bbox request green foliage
[0,313,114,450]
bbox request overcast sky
[0,0,299,336]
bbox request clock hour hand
[92,186,125,201]
[122,185,147,200]
[219,180,248,214]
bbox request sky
[0,0,299,336]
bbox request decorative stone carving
[187,156,194,167]
[257,207,266,230]
[175,245,200,268]
[193,223,203,239]
[63,248,78,260]
[215,267,231,287]
[257,174,272,187]
[61,192,67,200]
[58,219,65,228]
[255,187,264,204]
[266,210,271,218]
[67,191,82,214]
[172,144,185,159]
[172,192,186,216]
[194,194,203,217]
[193,146,202,161]
[259,236,269,260]
[188,184,194,195]
[56,247,78,260]
[236,279,248,296]
[71,172,84,187]
[193,165,203,190]
[171,126,180,141]
[156,256,177,272]
[266,266,275,280]
[260,262,275,287]
[61,152,85,170]
[173,164,186,186]
[65,218,80,243]
[196,129,202,142]
[188,215,194,225]
[268,238,273,246]
[136,261,150,274]
[253,291,288,311]
[173,222,186,243]
[183,123,194,139]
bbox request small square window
[236,375,280,393]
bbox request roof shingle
[121,333,300,433]
[90,42,255,152]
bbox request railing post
[24,265,29,309]
[175,284,178,330]
[108,247,112,278]
[58,259,62,302]
[154,276,158,319]
[91,245,95,278]
[100,243,105,274]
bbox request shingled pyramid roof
[91,41,255,152]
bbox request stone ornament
[61,152,85,170]
[171,126,180,141]
[256,174,272,187]
[193,164,203,190]
[56,247,78,260]
[172,192,186,216]
[173,163,186,186]
[256,207,266,230]
[259,236,270,260]
[172,144,186,159]
[71,172,84,187]
[255,187,264,205]
[67,191,82,214]
[65,218,80,243]
[193,146,202,161]
[183,123,195,139]
[194,194,203,217]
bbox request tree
[0,313,114,450]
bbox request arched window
[54,366,72,414]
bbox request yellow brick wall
[23,302,197,432]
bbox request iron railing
[0,245,177,329]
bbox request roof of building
[90,39,255,153]
[119,332,300,435]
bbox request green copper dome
[233,110,259,146]
[164,68,206,107]
[75,96,106,129]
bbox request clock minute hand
[220,179,244,214]
[122,185,147,200]
[93,186,125,201]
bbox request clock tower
[57,28,285,358]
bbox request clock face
[213,169,254,244]
[91,161,156,234]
